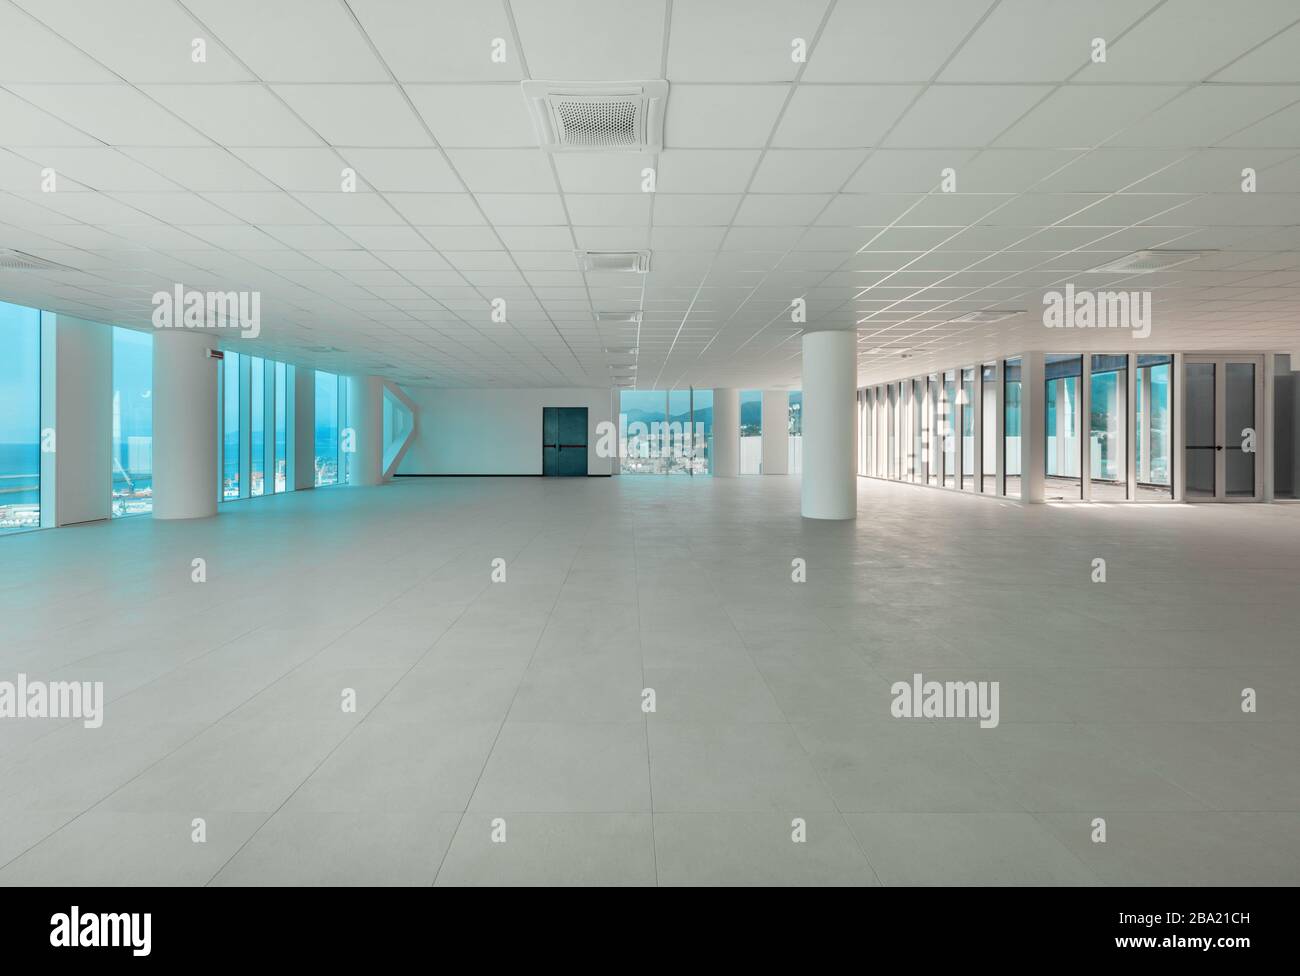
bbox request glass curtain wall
[274,361,287,492]
[981,363,996,493]
[942,370,956,488]
[739,390,761,474]
[250,357,265,496]
[912,378,925,484]
[111,328,153,518]
[960,367,975,490]
[619,389,710,474]
[0,300,41,533]
[1004,358,1022,499]
[1135,355,1173,499]
[1045,354,1083,499]
[788,391,802,474]
[315,370,340,486]
[1089,354,1128,500]
[222,352,240,499]
[926,375,939,486]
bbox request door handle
[1215,445,1224,451]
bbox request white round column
[711,387,739,477]
[347,374,385,487]
[801,330,857,520]
[152,329,219,519]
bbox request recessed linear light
[1086,249,1211,274]
[603,347,638,355]
[0,249,75,272]
[596,310,643,323]
[947,309,1025,325]
[576,250,651,274]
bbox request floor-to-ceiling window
[910,379,923,483]
[942,370,957,488]
[739,389,761,474]
[960,367,975,490]
[926,375,939,486]
[250,356,265,496]
[1004,358,1022,499]
[111,328,153,518]
[222,352,240,499]
[1135,355,1173,500]
[693,388,712,475]
[315,370,340,486]
[274,361,287,493]
[1089,354,1128,500]
[0,300,41,533]
[619,389,710,475]
[981,363,996,493]
[666,389,692,475]
[1045,354,1083,499]
[788,391,802,474]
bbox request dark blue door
[542,407,588,476]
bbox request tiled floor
[1,476,1298,886]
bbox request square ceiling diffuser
[1088,250,1209,274]
[523,80,668,152]
[576,250,651,273]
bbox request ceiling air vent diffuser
[576,250,650,274]
[0,249,73,271]
[523,80,668,152]
[1088,250,1209,274]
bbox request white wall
[396,386,615,475]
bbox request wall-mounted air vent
[1088,250,1209,274]
[0,249,74,272]
[576,250,650,273]
[523,80,668,152]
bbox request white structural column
[801,330,856,519]
[347,374,385,487]
[153,329,219,520]
[1020,351,1047,503]
[292,366,315,490]
[712,387,740,477]
[761,390,789,474]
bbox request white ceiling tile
[18,147,184,191]
[8,85,211,146]
[201,191,321,224]
[664,85,786,148]
[110,191,245,225]
[1212,22,1300,82]
[1108,86,1300,148]
[1075,0,1300,83]
[181,0,387,82]
[273,85,431,147]
[997,86,1183,149]
[335,225,430,250]
[0,89,102,146]
[406,85,535,147]
[885,86,1052,148]
[668,0,830,82]
[565,194,652,225]
[121,148,275,191]
[291,192,404,224]
[732,193,830,225]
[386,193,485,224]
[658,150,761,193]
[652,194,741,225]
[940,0,1158,83]
[265,225,364,250]
[512,0,665,81]
[749,150,865,192]
[347,0,523,82]
[552,154,653,194]
[144,86,323,147]
[339,148,463,192]
[773,86,919,148]
[805,0,989,83]
[444,150,557,193]
[0,3,117,82]
[475,194,566,226]
[420,226,504,250]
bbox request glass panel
[1275,355,1297,500]
[739,389,761,474]
[1135,359,1173,499]
[0,300,41,533]
[111,328,153,518]
[250,357,264,496]
[314,370,338,486]
[274,361,287,492]
[887,383,898,480]
[960,367,974,490]
[942,370,956,487]
[1045,354,1082,499]
[1225,362,1256,497]
[981,363,996,493]
[1089,354,1127,501]
[1184,362,1215,498]
[911,378,924,484]
[788,390,802,475]
[695,388,713,475]
[222,352,240,499]
[338,375,350,485]
[619,389,667,474]
[667,389,692,474]
[1004,358,1021,498]
[927,375,939,486]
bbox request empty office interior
[1,0,1299,889]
